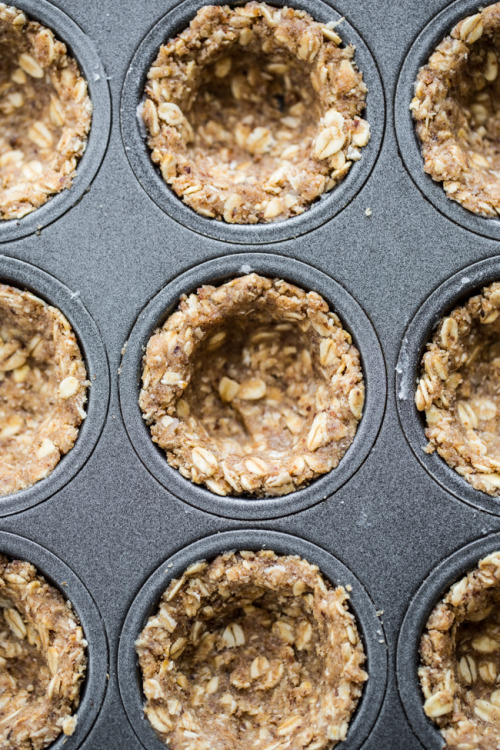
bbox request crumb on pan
[142,2,370,224]
[416,280,500,496]
[411,2,500,217]
[139,273,364,498]
[137,549,367,750]
[0,555,86,749]
[420,551,500,749]
[0,3,92,220]
[0,284,88,497]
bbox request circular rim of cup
[394,0,500,242]
[120,0,385,245]
[118,252,386,520]
[118,529,388,750]
[0,529,109,750]
[0,255,110,515]
[397,531,500,749]
[395,256,500,517]
[0,0,111,242]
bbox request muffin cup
[118,529,387,750]
[396,256,500,516]
[120,0,384,244]
[0,255,109,515]
[0,529,108,750]
[395,0,500,241]
[397,531,500,749]
[0,0,110,242]
[119,252,386,520]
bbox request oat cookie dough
[419,551,500,749]
[0,4,92,220]
[137,550,367,750]
[142,2,370,224]
[139,273,364,498]
[0,555,87,749]
[416,281,500,496]
[0,284,88,497]
[411,3,500,217]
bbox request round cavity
[0,283,87,497]
[419,550,500,747]
[136,549,367,750]
[139,272,364,498]
[411,2,500,217]
[0,554,86,749]
[0,3,91,220]
[415,280,500,497]
[141,1,370,225]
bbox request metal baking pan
[1,0,499,747]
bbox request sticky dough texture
[0,3,92,220]
[416,281,500,496]
[142,2,370,224]
[136,550,367,750]
[412,2,500,217]
[139,273,364,498]
[0,284,88,497]
[0,556,86,749]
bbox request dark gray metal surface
[1,0,499,747]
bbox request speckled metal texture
[3,0,500,748]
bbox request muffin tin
[3,0,500,747]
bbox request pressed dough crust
[139,273,364,498]
[416,281,500,496]
[420,551,500,749]
[142,2,370,224]
[0,3,92,220]
[0,284,88,497]
[0,556,86,749]
[411,3,500,217]
[136,550,367,750]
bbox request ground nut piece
[0,4,92,219]
[0,556,86,749]
[416,281,500,496]
[137,550,367,750]
[419,552,500,748]
[412,3,500,217]
[139,274,363,498]
[142,2,369,224]
[0,284,88,497]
